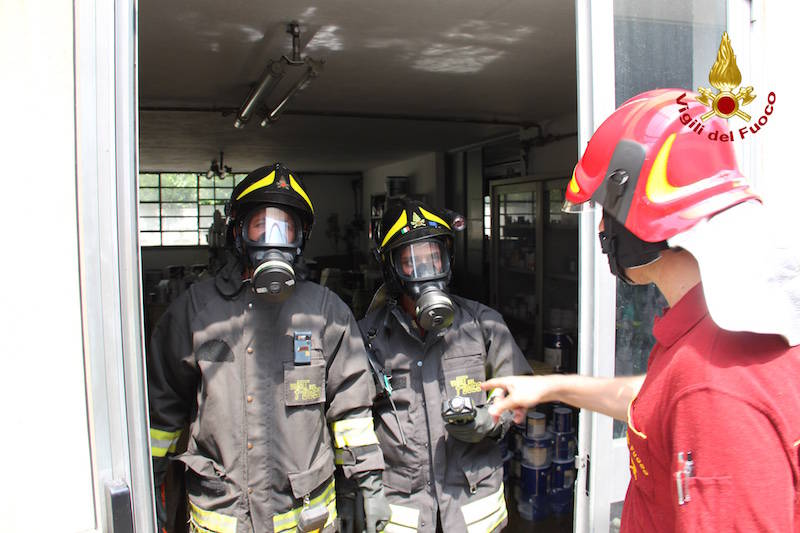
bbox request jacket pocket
[287,449,336,500]
[442,354,487,406]
[284,361,326,406]
[180,454,230,498]
[383,468,414,495]
[179,454,240,533]
[447,440,502,494]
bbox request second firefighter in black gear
[356,198,532,533]
[147,162,390,533]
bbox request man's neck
[651,249,701,307]
[400,293,426,337]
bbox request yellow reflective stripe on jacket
[384,503,419,532]
[188,499,237,533]
[150,427,182,457]
[331,417,379,448]
[272,478,337,532]
[462,484,507,533]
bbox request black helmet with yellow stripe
[374,197,455,296]
[226,162,314,255]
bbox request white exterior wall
[748,2,800,217]
[0,1,96,532]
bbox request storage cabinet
[490,176,578,372]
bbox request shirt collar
[652,283,708,348]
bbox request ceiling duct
[234,21,324,129]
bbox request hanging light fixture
[206,151,232,180]
[234,21,325,129]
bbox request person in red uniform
[483,89,800,532]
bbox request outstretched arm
[481,374,645,423]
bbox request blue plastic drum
[553,431,576,461]
[511,422,526,453]
[521,433,553,467]
[549,488,573,516]
[550,458,576,490]
[550,459,576,516]
[553,406,573,433]
[526,411,547,438]
[520,463,550,500]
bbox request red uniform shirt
[620,283,800,532]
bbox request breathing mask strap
[599,213,668,284]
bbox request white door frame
[573,1,618,532]
[75,0,153,530]
[572,2,754,532]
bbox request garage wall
[361,152,445,250]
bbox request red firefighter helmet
[564,89,759,242]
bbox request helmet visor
[561,198,596,214]
[242,206,301,247]
[392,240,450,281]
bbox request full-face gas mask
[225,162,315,303]
[392,238,455,331]
[240,205,303,303]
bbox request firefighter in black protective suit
[355,198,532,533]
[147,162,391,533]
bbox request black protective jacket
[148,260,383,533]
[359,295,531,533]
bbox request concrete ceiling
[138,0,577,172]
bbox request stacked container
[549,406,577,516]
[503,404,578,522]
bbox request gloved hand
[444,405,500,443]
[336,483,357,533]
[356,471,391,533]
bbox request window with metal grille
[139,172,248,246]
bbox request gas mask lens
[243,206,301,247]
[393,240,449,281]
[241,206,302,303]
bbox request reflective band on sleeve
[189,500,237,533]
[333,447,356,466]
[273,479,337,533]
[150,427,182,457]
[331,417,379,448]
[461,484,508,533]
[384,503,419,532]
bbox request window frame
[138,171,248,246]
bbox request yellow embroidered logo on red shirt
[627,432,649,481]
